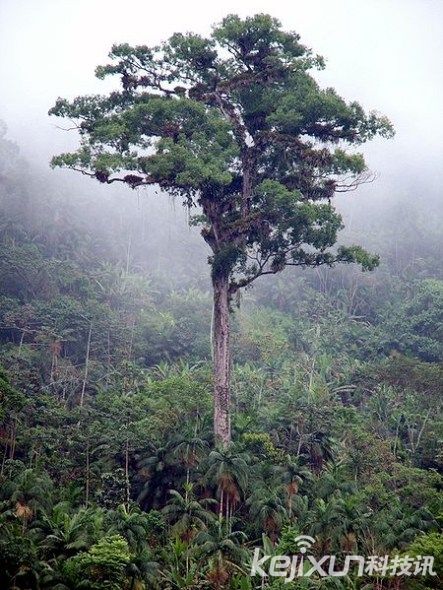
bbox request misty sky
[1,0,442,206]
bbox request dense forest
[0,12,442,590]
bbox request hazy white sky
[0,0,442,191]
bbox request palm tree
[105,504,160,589]
[335,494,368,553]
[105,503,152,553]
[38,502,103,557]
[307,496,348,554]
[163,483,215,542]
[247,486,288,542]
[0,512,42,590]
[10,468,53,529]
[368,504,437,554]
[315,460,355,499]
[126,548,159,590]
[160,537,201,589]
[172,432,209,486]
[203,449,250,527]
[163,483,215,577]
[137,440,185,509]
[194,522,248,589]
[275,458,311,518]
[305,431,335,474]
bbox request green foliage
[0,14,441,589]
[64,534,130,589]
[0,367,26,421]
[50,13,393,293]
[374,278,443,360]
[241,432,285,462]
[407,532,443,582]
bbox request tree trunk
[125,437,130,510]
[212,274,231,447]
[80,323,92,407]
[85,439,90,506]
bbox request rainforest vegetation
[0,13,442,590]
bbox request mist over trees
[48,14,393,445]
[0,10,442,590]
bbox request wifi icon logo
[294,535,316,554]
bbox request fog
[0,0,442,276]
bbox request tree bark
[125,437,130,510]
[212,274,231,447]
[85,439,90,506]
[80,323,92,407]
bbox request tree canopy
[50,13,394,291]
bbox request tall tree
[49,14,393,446]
